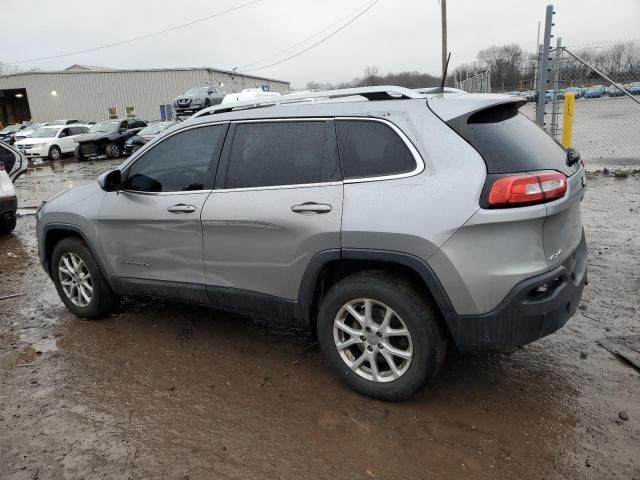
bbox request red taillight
[488,170,567,207]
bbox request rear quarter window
[447,102,579,176]
[336,120,417,179]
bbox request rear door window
[447,102,579,176]
[224,121,340,189]
[336,120,417,179]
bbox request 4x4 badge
[549,249,563,261]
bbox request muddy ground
[1,158,639,480]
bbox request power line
[240,0,379,73]
[6,0,261,65]
[237,0,376,71]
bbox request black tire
[0,215,16,234]
[51,237,118,319]
[317,270,446,401]
[74,146,85,161]
[48,145,61,161]
[106,142,121,159]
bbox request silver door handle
[167,204,196,214]
[291,203,332,214]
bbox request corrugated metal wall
[0,69,289,122]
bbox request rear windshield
[447,102,579,176]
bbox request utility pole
[441,0,447,80]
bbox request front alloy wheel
[333,298,413,382]
[58,252,93,307]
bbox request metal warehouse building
[0,64,289,125]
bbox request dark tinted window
[225,121,340,189]
[336,120,416,179]
[447,103,579,176]
[69,126,88,135]
[124,125,226,192]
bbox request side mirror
[98,169,122,192]
[208,90,213,95]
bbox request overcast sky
[2,0,639,87]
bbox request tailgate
[543,168,586,269]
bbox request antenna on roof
[435,52,451,93]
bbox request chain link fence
[524,39,640,170]
[454,70,492,93]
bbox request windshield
[186,87,209,95]
[30,127,60,138]
[90,121,120,133]
[1,125,20,133]
[139,124,170,136]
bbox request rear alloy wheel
[51,237,118,318]
[48,145,61,161]
[334,299,414,382]
[106,142,121,159]
[318,271,446,401]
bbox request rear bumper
[78,143,106,158]
[448,232,588,353]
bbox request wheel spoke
[368,352,379,381]
[58,266,73,277]
[70,254,80,272]
[363,299,373,327]
[350,351,367,371]
[335,319,361,337]
[62,256,74,274]
[81,280,93,293]
[345,304,364,327]
[381,341,412,360]
[383,327,409,337]
[379,307,394,332]
[78,285,91,304]
[336,336,362,351]
[379,349,402,379]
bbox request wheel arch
[43,224,112,287]
[299,249,458,341]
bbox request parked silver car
[173,86,225,116]
[36,86,587,400]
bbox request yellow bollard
[561,93,575,148]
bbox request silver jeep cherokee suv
[36,86,587,400]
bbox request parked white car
[14,124,90,160]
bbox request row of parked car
[511,82,640,102]
[0,119,177,161]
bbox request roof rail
[192,85,423,118]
